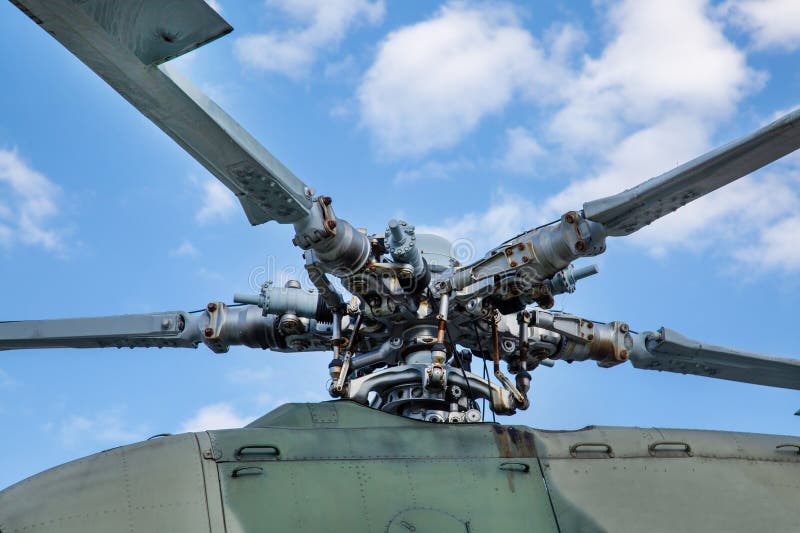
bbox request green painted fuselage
[1,401,798,532]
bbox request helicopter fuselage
[2,401,798,532]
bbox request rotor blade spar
[10,0,310,225]
[630,328,800,390]
[584,108,800,236]
[10,0,370,278]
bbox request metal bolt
[517,243,525,250]
[387,219,405,242]
[207,302,217,312]
[326,219,337,230]
[522,256,529,263]
[322,195,332,205]
[204,328,214,338]
[510,261,518,268]
[586,321,594,329]
[564,213,576,224]
[505,248,514,256]
[619,350,629,360]
[619,323,629,333]
[575,240,586,252]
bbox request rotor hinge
[292,197,370,277]
[534,310,632,365]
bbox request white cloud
[255,392,282,409]
[545,22,588,65]
[537,0,788,264]
[419,192,543,259]
[47,409,146,447]
[543,115,713,217]
[549,0,759,150]
[358,3,569,157]
[169,240,199,258]
[497,127,544,175]
[721,0,800,51]
[0,149,64,252]
[329,101,353,119]
[393,158,474,184]
[235,0,385,78]
[196,179,237,224]
[226,367,273,384]
[324,54,359,81]
[180,402,252,432]
[736,214,800,271]
[205,0,222,14]
[197,266,225,282]
[416,1,800,273]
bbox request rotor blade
[11,0,313,225]
[0,304,334,354]
[584,108,800,236]
[629,328,800,390]
[0,312,202,350]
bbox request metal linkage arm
[630,328,800,390]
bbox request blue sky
[1,0,799,487]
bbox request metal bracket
[202,302,229,354]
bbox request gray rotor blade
[0,312,202,350]
[584,108,800,236]
[11,0,313,225]
[630,328,800,390]
[0,304,334,354]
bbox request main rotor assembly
[3,0,800,423]
[229,210,631,423]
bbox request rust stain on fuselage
[492,425,537,458]
[491,425,538,493]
